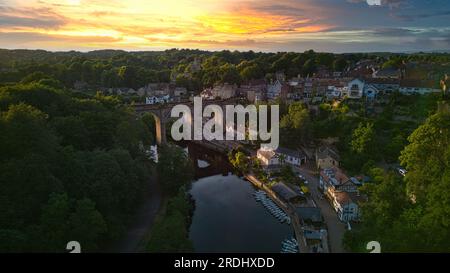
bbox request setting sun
[0,0,449,52]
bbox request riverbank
[244,173,310,253]
[137,196,168,251]
[145,187,194,252]
[110,167,162,252]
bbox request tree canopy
[0,82,153,252]
[345,106,450,252]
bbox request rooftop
[320,167,350,186]
[333,190,352,205]
[275,147,306,159]
[257,149,276,160]
[400,79,437,89]
[374,67,400,78]
[296,207,323,223]
[272,182,300,201]
[330,188,366,206]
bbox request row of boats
[280,238,299,253]
[253,190,291,225]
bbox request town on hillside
[0,49,449,254]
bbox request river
[184,142,294,253]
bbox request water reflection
[180,142,231,179]
[189,174,293,253]
[182,142,293,253]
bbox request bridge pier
[134,98,239,146]
[155,117,167,145]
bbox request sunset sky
[0,0,449,52]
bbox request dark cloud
[370,27,417,36]
[0,31,123,44]
[0,6,66,28]
[393,10,450,21]
[0,15,64,28]
[247,3,306,17]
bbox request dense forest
[0,82,154,252]
[1,49,449,92]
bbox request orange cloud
[0,0,333,50]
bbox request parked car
[397,168,407,177]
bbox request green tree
[400,107,450,203]
[147,189,193,253]
[239,63,264,81]
[118,65,138,88]
[351,122,375,155]
[333,58,348,72]
[218,63,241,85]
[69,198,106,251]
[280,102,311,147]
[157,145,194,196]
[345,106,450,252]
[0,229,27,252]
[229,151,249,173]
[39,193,71,251]
[302,59,317,76]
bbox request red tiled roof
[333,191,352,205]
[320,167,350,186]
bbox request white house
[346,79,365,99]
[257,147,307,168]
[329,189,361,222]
[365,78,400,95]
[320,167,363,222]
[257,149,279,167]
[345,78,398,100]
[275,147,307,167]
[326,86,344,100]
[145,95,171,105]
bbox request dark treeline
[2,48,450,91]
[0,82,154,252]
[344,104,450,252]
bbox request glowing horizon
[0,0,449,52]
